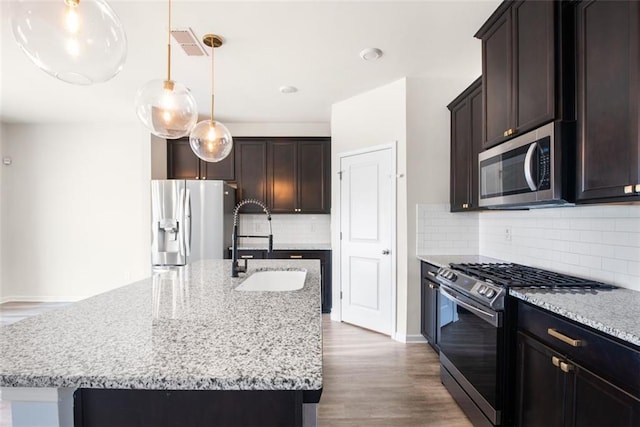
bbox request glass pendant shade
[190,120,233,162]
[134,79,199,139]
[9,0,127,85]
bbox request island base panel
[74,389,304,427]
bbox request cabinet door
[512,0,555,135]
[576,0,640,202]
[469,83,482,209]
[269,140,297,213]
[167,139,201,179]
[572,365,640,427]
[450,95,472,212]
[235,139,269,213]
[449,79,482,212]
[297,140,330,214]
[516,332,568,427]
[482,9,511,149]
[201,148,235,181]
[420,278,438,349]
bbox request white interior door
[340,147,394,335]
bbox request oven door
[438,285,503,425]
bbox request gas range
[434,262,616,311]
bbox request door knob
[382,249,390,255]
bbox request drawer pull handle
[548,328,582,347]
[240,255,254,259]
[290,255,303,259]
[551,356,561,367]
[624,185,633,194]
[429,283,435,289]
[427,271,437,278]
[560,361,574,373]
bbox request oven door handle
[440,286,501,327]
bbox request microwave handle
[524,142,539,191]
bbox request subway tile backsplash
[417,204,640,291]
[479,205,640,291]
[238,214,331,246]
[416,204,480,255]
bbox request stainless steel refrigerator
[151,180,235,266]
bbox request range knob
[478,286,487,295]
[485,289,496,298]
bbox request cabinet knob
[503,128,516,137]
[551,356,561,367]
[462,203,469,209]
[624,185,633,194]
[195,176,200,180]
[636,184,640,193]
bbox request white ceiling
[0,0,501,125]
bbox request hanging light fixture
[189,34,233,163]
[134,0,198,139]
[9,0,127,85]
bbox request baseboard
[0,295,85,304]
[394,333,428,343]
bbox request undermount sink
[235,270,306,292]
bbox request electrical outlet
[504,227,512,242]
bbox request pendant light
[9,0,127,85]
[134,0,198,139]
[189,34,233,163]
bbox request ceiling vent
[170,28,206,56]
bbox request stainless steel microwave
[479,122,574,209]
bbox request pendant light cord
[166,0,171,82]
[211,38,215,120]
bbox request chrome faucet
[231,199,273,277]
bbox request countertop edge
[509,289,640,348]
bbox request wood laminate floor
[0,303,470,427]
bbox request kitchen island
[0,260,323,427]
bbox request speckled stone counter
[510,288,640,348]
[0,259,322,391]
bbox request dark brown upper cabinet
[476,1,572,149]
[268,138,331,214]
[575,0,640,203]
[167,138,235,181]
[234,138,269,213]
[448,78,482,212]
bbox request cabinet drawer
[231,250,266,259]
[270,251,327,261]
[518,301,640,398]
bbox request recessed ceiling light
[360,47,383,61]
[279,85,298,94]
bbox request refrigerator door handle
[182,188,192,257]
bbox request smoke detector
[359,47,383,61]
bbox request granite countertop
[235,243,331,251]
[510,288,640,347]
[0,260,323,391]
[416,254,639,348]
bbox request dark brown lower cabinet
[516,302,640,427]
[420,261,440,352]
[74,389,309,427]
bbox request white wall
[330,78,407,336]
[0,123,4,299]
[405,76,480,338]
[0,123,151,302]
[480,205,640,291]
